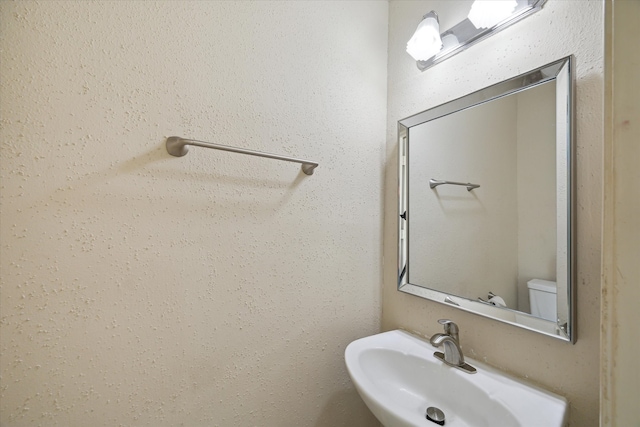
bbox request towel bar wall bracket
[166,136,318,176]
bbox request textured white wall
[384,1,603,426]
[0,1,387,426]
[601,0,640,424]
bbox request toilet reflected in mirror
[527,279,557,322]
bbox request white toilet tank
[527,279,557,322]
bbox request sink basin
[345,330,568,427]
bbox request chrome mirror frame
[398,56,575,342]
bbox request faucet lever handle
[437,319,459,338]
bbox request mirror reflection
[398,57,574,341]
[409,80,556,316]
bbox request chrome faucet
[430,319,476,374]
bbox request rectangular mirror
[398,57,575,342]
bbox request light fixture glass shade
[441,32,459,51]
[406,11,443,62]
[468,0,517,29]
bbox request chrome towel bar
[429,179,480,191]
[166,136,319,175]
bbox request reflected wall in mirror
[398,57,575,342]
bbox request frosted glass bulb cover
[468,0,517,29]
[406,15,443,61]
[441,33,459,50]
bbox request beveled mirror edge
[565,56,577,343]
[397,56,575,343]
[399,57,568,129]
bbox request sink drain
[426,406,445,425]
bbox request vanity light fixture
[408,0,547,72]
[406,11,442,62]
[468,0,518,29]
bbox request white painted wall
[0,2,387,426]
[384,1,603,426]
[601,0,640,424]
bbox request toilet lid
[527,279,557,293]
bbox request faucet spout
[429,319,476,374]
[430,334,465,366]
[429,332,447,345]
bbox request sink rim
[345,329,569,427]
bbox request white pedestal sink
[345,330,568,427]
